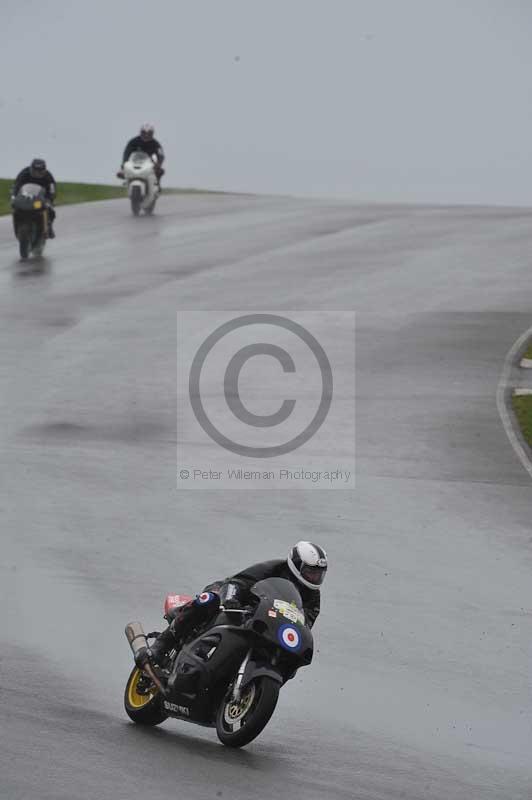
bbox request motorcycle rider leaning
[11,158,56,238]
[140,541,328,669]
[121,123,165,186]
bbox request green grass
[0,178,231,216]
[522,342,532,360]
[0,178,126,216]
[512,395,532,448]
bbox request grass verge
[512,394,532,449]
[0,178,126,216]
[522,342,532,360]
[0,178,230,217]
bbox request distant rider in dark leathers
[141,541,328,668]
[11,158,56,238]
[120,123,165,186]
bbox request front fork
[231,649,252,702]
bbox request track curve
[1,195,531,799]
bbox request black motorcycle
[12,183,49,260]
[124,578,314,748]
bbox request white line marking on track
[496,325,532,480]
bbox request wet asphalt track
[1,195,531,799]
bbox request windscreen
[19,183,46,198]
[130,151,151,164]
[251,578,303,608]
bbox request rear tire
[124,667,168,726]
[216,676,279,748]
[18,223,31,260]
[130,186,142,216]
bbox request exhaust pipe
[125,621,166,695]
[125,621,149,661]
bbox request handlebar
[220,606,251,615]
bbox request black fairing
[246,578,313,666]
[12,185,47,212]
[168,627,249,696]
[163,577,313,725]
[12,187,48,241]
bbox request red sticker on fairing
[164,594,193,615]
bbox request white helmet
[287,541,328,591]
[140,123,155,140]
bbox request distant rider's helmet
[140,123,155,141]
[30,158,47,179]
[287,541,328,590]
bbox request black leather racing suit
[12,167,57,201]
[147,559,320,665]
[207,558,320,629]
[122,136,165,166]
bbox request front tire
[32,235,46,259]
[18,223,31,260]
[124,667,168,726]
[130,186,142,216]
[216,677,279,748]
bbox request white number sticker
[273,599,305,626]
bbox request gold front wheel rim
[224,684,256,724]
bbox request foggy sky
[1,0,532,204]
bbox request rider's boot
[148,602,197,664]
[148,592,220,666]
[148,621,180,665]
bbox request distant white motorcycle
[119,151,161,216]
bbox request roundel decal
[278,624,301,652]
[196,591,215,605]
